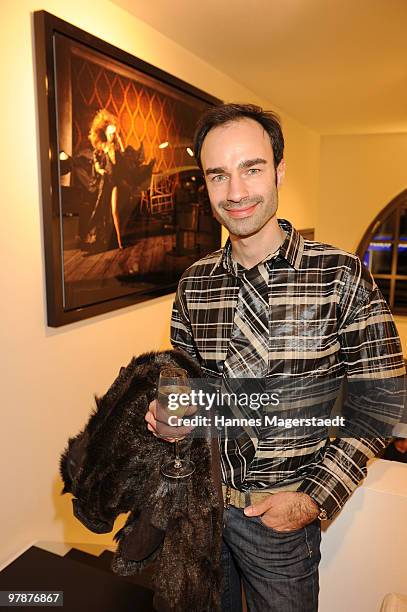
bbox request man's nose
[226,174,249,203]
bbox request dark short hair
[193,103,284,171]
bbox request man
[146,104,405,611]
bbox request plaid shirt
[170,219,405,518]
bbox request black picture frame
[34,11,221,327]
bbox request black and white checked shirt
[170,219,405,518]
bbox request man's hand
[244,492,319,531]
[144,399,193,442]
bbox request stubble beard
[212,190,279,238]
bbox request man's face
[200,118,284,238]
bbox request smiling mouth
[225,202,258,218]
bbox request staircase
[0,545,156,611]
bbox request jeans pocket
[304,520,321,559]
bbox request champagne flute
[157,367,195,479]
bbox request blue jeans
[221,505,321,612]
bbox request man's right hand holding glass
[144,399,195,442]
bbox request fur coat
[59,348,223,612]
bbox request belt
[222,481,303,509]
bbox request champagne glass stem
[174,440,182,469]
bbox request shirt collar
[209,218,304,276]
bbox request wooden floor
[63,234,176,283]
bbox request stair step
[65,548,156,591]
[0,546,154,611]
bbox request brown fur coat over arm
[59,348,223,612]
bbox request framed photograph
[34,11,221,326]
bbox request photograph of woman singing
[86,109,125,250]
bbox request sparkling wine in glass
[157,367,195,479]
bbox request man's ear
[276,159,286,188]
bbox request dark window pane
[362,249,370,269]
[367,243,393,274]
[394,280,407,309]
[399,209,407,241]
[376,278,391,303]
[397,243,407,275]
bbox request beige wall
[318,132,407,353]
[0,0,320,566]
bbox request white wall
[318,131,407,353]
[320,459,407,612]
[0,0,320,567]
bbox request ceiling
[111,0,407,135]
